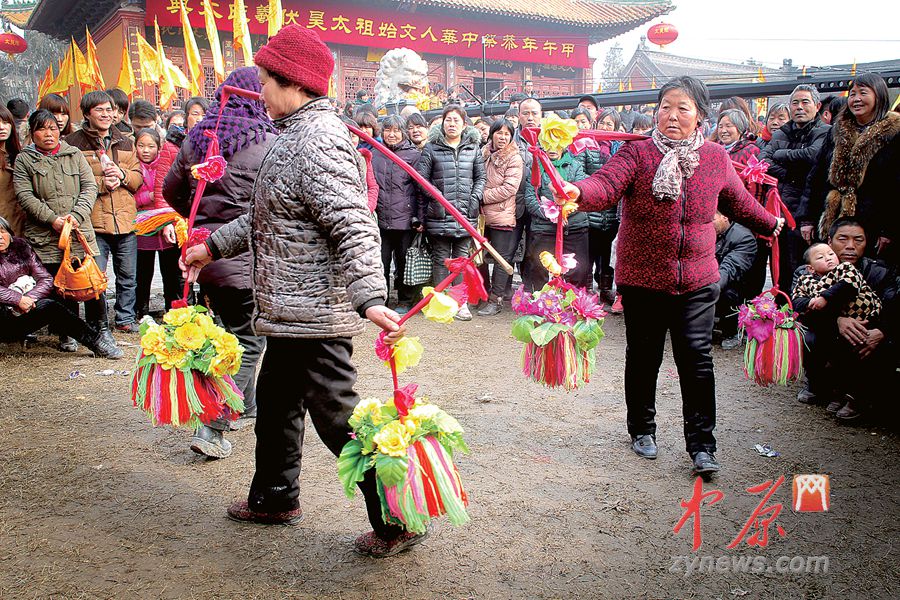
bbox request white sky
[590,0,900,80]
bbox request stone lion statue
[374,48,430,110]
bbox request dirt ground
[1,311,898,600]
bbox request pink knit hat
[254,25,333,97]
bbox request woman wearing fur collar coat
[800,73,900,264]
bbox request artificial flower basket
[511,278,606,390]
[338,383,470,535]
[738,291,804,386]
[131,305,245,428]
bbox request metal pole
[481,36,487,103]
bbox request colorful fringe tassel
[743,327,804,386]
[377,437,469,535]
[521,330,595,391]
[133,208,188,246]
[131,356,244,429]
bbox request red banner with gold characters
[145,0,590,68]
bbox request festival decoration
[132,87,254,428]
[337,389,470,535]
[738,292,804,386]
[133,208,188,246]
[131,305,245,428]
[647,23,678,48]
[0,31,26,56]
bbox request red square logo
[793,474,830,512]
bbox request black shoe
[631,434,658,459]
[691,451,721,474]
[477,301,502,316]
[58,335,79,352]
[190,425,233,458]
[85,330,124,359]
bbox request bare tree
[601,44,624,92]
[0,30,67,106]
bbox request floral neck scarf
[650,127,704,201]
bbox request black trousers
[715,285,742,338]
[430,235,471,286]
[42,262,106,327]
[379,228,415,304]
[478,227,518,299]
[777,228,805,294]
[249,337,404,539]
[589,227,617,289]
[0,298,97,343]
[136,246,184,316]
[620,283,720,454]
[525,229,591,291]
[201,286,266,427]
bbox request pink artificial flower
[740,155,769,184]
[752,295,779,320]
[560,253,577,274]
[737,304,751,329]
[540,195,560,223]
[374,330,392,361]
[745,318,775,342]
[192,155,227,182]
[572,289,606,319]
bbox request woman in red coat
[558,76,784,475]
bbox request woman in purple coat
[558,77,784,474]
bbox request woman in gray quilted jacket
[182,26,421,559]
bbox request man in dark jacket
[713,212,757,349]
[792,218,898,420]
[761,84,831,292]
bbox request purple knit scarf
[188,67,277,161]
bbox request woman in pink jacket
[558,77,784,475]
[478,118,523,316]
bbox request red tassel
[414,441,445,517]
[175,370,190,424]
[158,368,172,424]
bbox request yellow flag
[327,75,335,98]
[154,17,177,111]
[651,76,657,88]
[46,45,75,95]
[116,40,136,97]
[136,33,160,84]
[756,67,766,83]
[85,27,106,89]
[801,65,807,77]
[37,64,54,101]
[268,0,283,38]
[595,81,602,94]
[202,0,225,84]
[850,60,857,76]
[618,79,624,92]
[232,0,253,66]
[72,38,94,92]
[179,0,204,96]
[627,78,633,91]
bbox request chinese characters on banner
[145,0,590,68]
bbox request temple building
[26,0,672,105]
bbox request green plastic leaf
[511,315,542,343]
[573,319,605,350]
[530,322,565,346]
[430,409,464,434]
[375,453,408,488]
[337,439,369,498]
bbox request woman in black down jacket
[416,105,486,320]
[372,115,424,313]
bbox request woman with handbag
[0,216,122,358]
[371,114,424,314]
[12,110,113,353]
[477,118,523,316]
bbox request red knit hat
[254,25,333,97]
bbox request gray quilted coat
[207,98,386,338]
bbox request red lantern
[0,32,28,55]
[647,23,678,48]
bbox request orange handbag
[53,216,108,301]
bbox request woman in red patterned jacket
[558,76,784,475]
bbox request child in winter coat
[133,128,183,317]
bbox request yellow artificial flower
[349,397,385,427]
[390,336,424,373]
[538,114,579,154]
[173,322,206,351]
[155,346,189,370]
[174,218,188,247]
[373,419,412,457]
[421,287,459,324]
[540,251,563,276]
[194,313,219,339]
[163,306,196,327]
[140,324,167,356]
